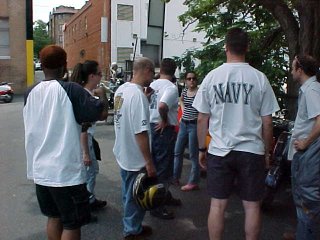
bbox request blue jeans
[85,134,99,203]
[173,121,200,184]
[150,123,176,183]
[296,207,320,240]
[120,169,145,237]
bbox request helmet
[132,172,167,211]
[111,62,118,70]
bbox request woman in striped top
[173,72,200,191]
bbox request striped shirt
[181,88,198,120]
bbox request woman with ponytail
[71,60,108,211]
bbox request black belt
[181,119,197,124]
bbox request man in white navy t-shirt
[193,28,279,240]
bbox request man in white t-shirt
[192,28,279,240]
[285,55,320,240]
[149,58,181,220]
[23,45,108,240]
[113,57,157,240]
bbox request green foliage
[33,20,51,58]
[176,0,290,108]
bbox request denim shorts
[207,151,265,201]
[36,184,91,230]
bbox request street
[0,95,297,240]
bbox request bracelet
[198,147,207,152]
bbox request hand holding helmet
[132,172,167,211]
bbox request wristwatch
[198,147,207,152]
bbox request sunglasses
[186,77,197,81]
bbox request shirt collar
[300,76,317,93]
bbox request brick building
[48,6,79,47]
[64,0,111,75]
[0,0,28,93]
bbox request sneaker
[150,208,175,220]
[90,199,107,211]
[181,183,199,191]
[124,225,153,240]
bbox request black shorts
[207,151,265,201]
[36,184,91,230]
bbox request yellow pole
[26,0,34,86]
[26,40,34,86]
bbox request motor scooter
[262,115,294,209]
[0,82,14,103]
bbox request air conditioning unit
[130,53,143,61]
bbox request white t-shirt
[23,80,104,187]
[288,76,320,160]
[193,63,279,156]
[149,79,179,126]
[113,82,150,171]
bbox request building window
[59,24,63,32]
[59,35,63,43]
[117,47,133,63]
[117,4,133,21]
[85,17,88,30]
[0,18,10,58]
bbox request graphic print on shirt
[149,90,158,109]
[114,93,124,128]
[213,82,254,104]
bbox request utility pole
[101,0,109,80]
[26,0,34,86]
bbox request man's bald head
[133,57,155,73]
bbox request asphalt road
[0,95,297,240]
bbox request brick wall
[0,0,27,93]
[64,0,111,78]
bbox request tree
[175,0,320,119]
[33,20,51,59]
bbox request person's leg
[173,121,188,182]
[47,217,63,240]
[61,229,81,240]
[208,198,228,240]
[296,207,320,240]
[86,135,98,203]
[120,169,145,237]
[237,152,265,240]
[242,200,261,240]
[206,153,235,240]
[187,122,200,185]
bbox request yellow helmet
[132,172,167,211]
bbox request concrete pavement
[0,96,296,240]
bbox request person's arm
[93,86,109,120]
[197,112,210,169]
[261,115,273,169]
[135,131,156,177]
[180,93,185,114]
[294,115,320,150]
[81,131,91,166]
[155,102,169,133]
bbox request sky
[33,0,87,22]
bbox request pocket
[71,190,91,226]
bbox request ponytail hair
[70,60,99,86]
